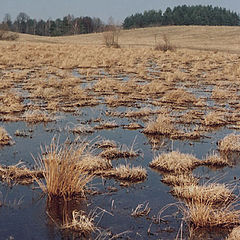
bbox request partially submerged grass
[0,127,13,145]
[23,110,55,123]
[149,151,201,174]
[143,113,177,136]
[203,154,230,167]
[203,112,226,127]
[161,173,199,187]
[131,202,151,217]
[62,210,95,235]
[172,183,235,206]
[96,139,117,149]
[35,141,93,200]
[218,134,240,152]
[77,154,112,173]
[182,201,240,228]
[0,163,43,185]
[104,164,147,182]
[99,146,138,160]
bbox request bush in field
[0,30,19,41]
[154,34,175,52]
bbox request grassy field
[16,25,240,53]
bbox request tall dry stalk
[35,140,93,200]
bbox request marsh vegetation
[0,26,240,239]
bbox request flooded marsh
[1,39,240,239]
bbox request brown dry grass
[104,164,147,182]
[227,226,240,240]
[0,126,13,145]
[203,112,226,127]
[99,147,138,160]
[182,200,240,228]
[149,151,201,174]
[161,173,199,187]
[0,163,43,185]
[172,183,235,206]
[35,141,93,200]
[143,113,177,136]
[23,110,55,123]
[219,134,240,152]
[203,154,230,167]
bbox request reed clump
[0,127,13,145]
[218,134,240,152]
[149,151,201,174]
[35,141,93,200]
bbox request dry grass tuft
[0,127,13,145]
[227,226,240,240]
[182,201,240,228]
[23,110,55,123]
[161,173,199,187]
[99,147,138,160]
[172,183,235,206]
[96,139,117,149]
[105,164,147,182]
[203,154,230,167]
[131,202,151,217]
[62,210,95,235]
[35,141,93,200]
[123,123,143,130]
[77,154,112,173]
[161,88,197,105]
[71,124,94,134]
[203,112,226,127]
[0,163,43,185]
[218,134,240,152]
[143,113,177,136]
[149,151,201,174]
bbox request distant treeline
[0,12,105,36]
[123,5,240,29]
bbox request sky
[0,0,239,23]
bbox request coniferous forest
[123,5,240,29]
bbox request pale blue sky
[0,0,239,23]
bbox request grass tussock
[203,112,226,127]
[71,124,94,134]
[161,88,197,105]
[161,173,199,187]
[99,147,138,160]
[172,183,235,206]
[23,110,55,123]
[96,139,117,149]
[149,151,201,174]
[104,164,147,182]
[62,210,95,235]
[203,154,230,167]
[0,163,43,185]
[0,127,13,145]
[123,123,143,130]
[35,141,93,200]
[94,121,119,130]
[182,201,240,228]
[218,134,240,152]
[0,91,24,113]
[77,154,112,173]
[143,113,177,136]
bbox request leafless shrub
[154,34,175,52]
